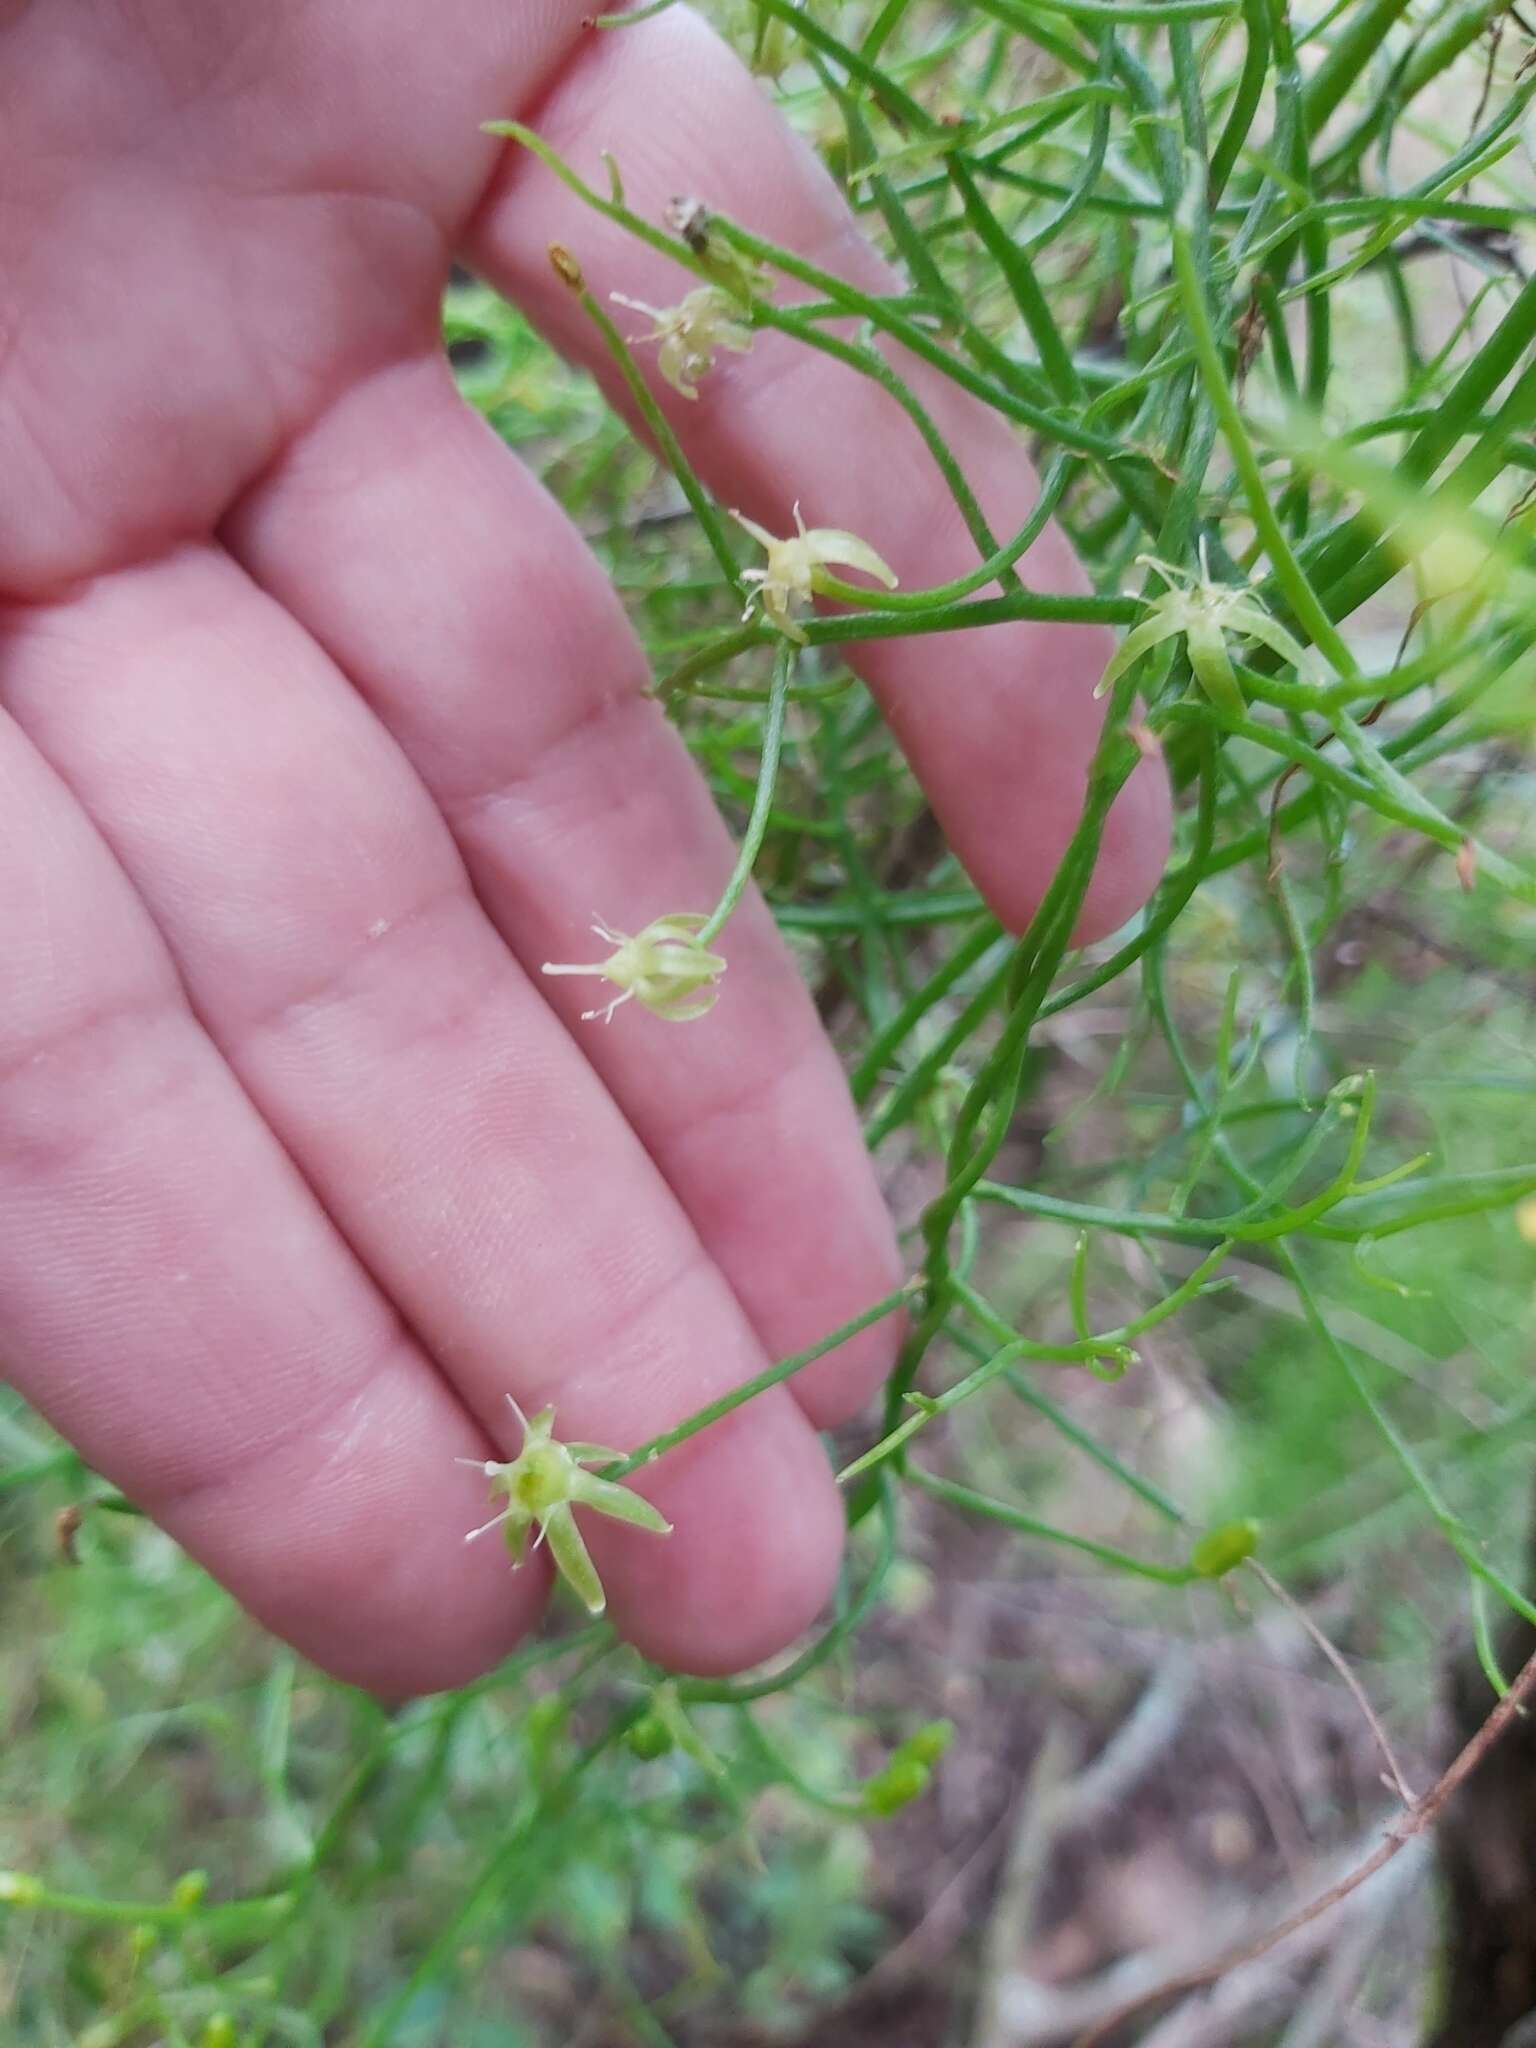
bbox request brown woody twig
[1074,1642,1536,2047]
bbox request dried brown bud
[547,242,584,292]
[666,195,710,253]
[55,1504,83,1565]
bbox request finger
[222,353,903,1429]
[0,550,844,1676]
[466,5,1171,943]
[0,684,542,1697]
[0,0,597,594]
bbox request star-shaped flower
[734,503,899,643]
[1097,544,1324,714]
[459,1398,671,1618]
[611,285,754,399]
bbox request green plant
[3,2,1535,2040]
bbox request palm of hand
[0,0,1166,1692]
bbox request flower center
[513,1444,574,1514]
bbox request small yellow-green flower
[1098,545,1323,715]
[459,1398,670,1618]
[611,285,753,399]
[734,503,899,643]
[542,913,726,1024]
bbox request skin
[0,0,1169,1696]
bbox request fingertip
[790,1295,906,1433]
[303,1511,550,1701]
[594,1395,844,1676]
[165,1380,552,1700]
[890,617,1172,948]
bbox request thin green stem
[697,645,794,944]
[1170,200,1355,677]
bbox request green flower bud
[899,1720,955,1769]
[1189,1518,1260,1579]
[864,1756,931,1816]
[170,1869,209,1911]
[625,1712,676,1761]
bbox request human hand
[0,1,1168,1694]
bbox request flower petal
[1094,615,1179,699]
[805,530,899,589]
[542,1503,608,1615]
[571,1471,674,1535]
[1185,617,1245,717]
[730,510,779,551]
[502,1508,536,1569]
[648,988,722,1022]
[1238,610,1325,683]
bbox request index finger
[465,5,1170,942]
